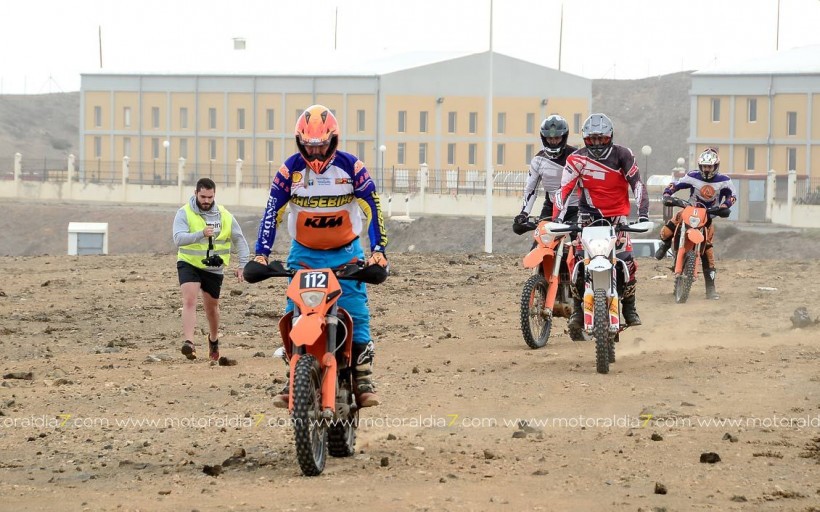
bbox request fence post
[765,169,776,222]
[786,169,797,226]
[387,195,392,218]
[67,154,75,183]
[235,159,243,206]
[122,156,130,186]
[419,163,427,214]
[178,157,186,187]
[14,152,22,182]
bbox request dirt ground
[1,200,819,511]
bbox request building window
[469,112,478,134]
[526,113,535,134]
[419,111,428,133]
[94,106,102,127]
[447,143,456,165]
[787,147,797,172]
[448,112,457,133]
[237,108,246,130]
[497,112,506,134]
[357,110,365,132]
[123,107,131,128]
[573,113,581,134]
[526,144,534,163]
[151,138,159,159]
[397,142,406,165]
[179,107,188,129]
[787,111,797,136]
[93,136,101,158]
[356,142,365,160]
[745,147,755,171]
[468,143,477,165]
[496,143,505,165]
[237,140,245,160]
[419,143,428,165]
[747,98,757,123]
[398,111,406,133]
[208,139,217,160]
[152,107,160,129]
[123,137,131,158]
[266,109,275,131]
[179,139,188,159]
[209,108,217,130]
[266,140,274,162]
[711,98,721,122]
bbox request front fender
[523,246,553,269]
[686,228,705,244]
[290,312,324,347]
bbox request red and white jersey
[556,144,649,219]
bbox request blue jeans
[285,240,371,345]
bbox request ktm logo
[305,215,344,228]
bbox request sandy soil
[1,202,819,511]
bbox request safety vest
[177,204,233,268]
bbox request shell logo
[700,184,716,199]
[292,171,303,184]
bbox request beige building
[79,51,591,190]
[689,45,820,178]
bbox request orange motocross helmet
[294,105,340,173]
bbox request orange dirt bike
[515,216,585,348]
[663,196,731,304]
[546,218,653,374]
[243,259,388,476]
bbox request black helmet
[582,113,614,160]
[540,115,569,159]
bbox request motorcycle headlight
[688,215,701,228]
[300,291,326,308]
[539,232,555,245]
[586,238,612,258]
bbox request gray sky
[2,0,820,94]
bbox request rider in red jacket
[555,113,649,328]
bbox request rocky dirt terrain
[1,201,819,511]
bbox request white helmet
[697,148,720,180]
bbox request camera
[201,254,224,267]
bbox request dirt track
[1,224,819,511]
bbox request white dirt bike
[545,218,653,374]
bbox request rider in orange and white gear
[655,147,736,299]
[254,105,388,407]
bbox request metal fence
[372,167,527,197]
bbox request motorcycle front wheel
[520,273,552,349]
[674,251,696,304]
[593,289,612,374]
[292,354,327,476]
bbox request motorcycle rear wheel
[292,354,327,476]
[328,385,358,458]
[674,251,696,304]
[520,273,552,349]
[593,289,612,374]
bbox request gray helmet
[582,113,614,160]
[540,115,569,159]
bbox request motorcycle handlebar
[243,259,388,285]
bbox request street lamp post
[641,145,652,183]
[162,140,170,182]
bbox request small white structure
[68,222,109,255]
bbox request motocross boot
[704,265,719,300]
[621,282,642,326]
[352,342,380,407]
[654,238,672,260]
[272,373,290,409]
[567,276,585,332]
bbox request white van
[631,239,671,258]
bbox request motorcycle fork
[543,241,564,310]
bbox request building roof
[693,44,820,76]
[85,50,480,78]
